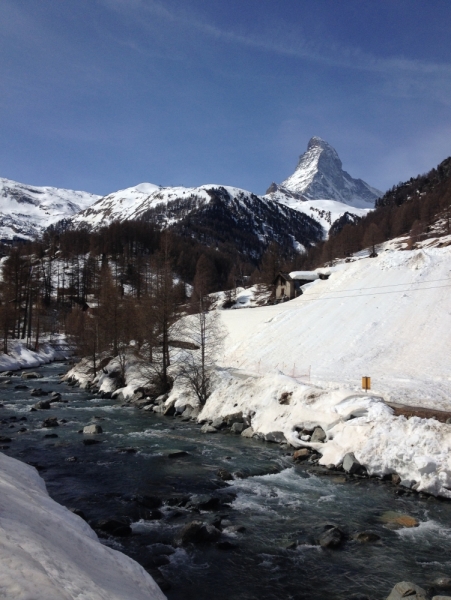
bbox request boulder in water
[318,525,345,549]
[177,521,221,545]
[83,424,103,434]
[385,582,427,600]
[21,372,41,380]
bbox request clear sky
[1,0,450,196]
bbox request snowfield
[0,453,166,600]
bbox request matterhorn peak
[268,137,381,208]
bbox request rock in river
[385,581,427,600]
[34,400,51,410]
[83,424,103,434]
[318,525,345,549]
[177,521,221,545]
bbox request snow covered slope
[188,242,451,497]
[266,193,371,233]
[70,183,324,257]
[0,452,166,600]
[219,243,451,407]
[267,136,382,207]
[70,182,210,229]
[0,177,100,241]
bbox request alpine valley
[1,138,381,258]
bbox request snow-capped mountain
[0,177,100,241]
[263,136,382,236]
[71,183,323,258]
[267,136,382,208]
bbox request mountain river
[1,362,451,600]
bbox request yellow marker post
[362,376,371,392]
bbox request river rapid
[1,362,451,600]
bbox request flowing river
[1,362,451,600]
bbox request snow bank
[0,452,166,600]
[0,338,71,372]
[199,370,451,498]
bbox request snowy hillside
[191,241,451,498]
[70,183,324,257]
[0,177,100,241]
[219,242,451,407]
[267,137,382,208]
[70,182,212,229]
[0,453,166,600]
[266,192,372,234]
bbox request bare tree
[177,298,225,405]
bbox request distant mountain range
[0,177,100,241]
[0,138,382,255]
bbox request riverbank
[3,361,451,600]
[0,451,166,600]
[0,336,72,372]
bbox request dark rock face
[42,417,59,428]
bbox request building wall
[275,278,293,300]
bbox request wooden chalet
[273,271,329,301]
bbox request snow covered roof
[288,271,320,281]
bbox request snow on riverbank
[0,337,71,372]
[200,371,451,497]
[0,452,166,600]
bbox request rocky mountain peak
[270,137,382,208]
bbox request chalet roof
[288,271,320,281]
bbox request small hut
[273,271,329,301]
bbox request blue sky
[1,0,450,196]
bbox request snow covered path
[0,453,166,600]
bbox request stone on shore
[231,422,245,434]
[201,424,218,434]
[293,448,310,461]
[264,431,286,444]
[241,427,254,438]
[342,452,362,474]
[310,426,326,443]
